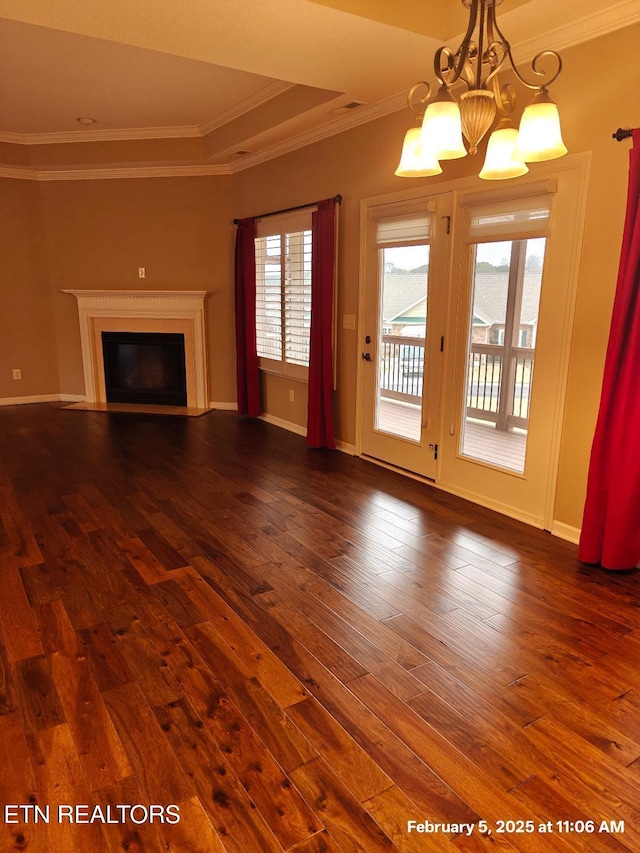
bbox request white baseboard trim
[209,401,238,411]
[259,413,354,453]
[550,521,581,544]
[361,454,545,529]
[336,440,356,455]
[0,393,85,406]
[435,479,545,530]
[259,413,307,437]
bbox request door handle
[361,352,372,361]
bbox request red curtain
[579,129,640,570]
[234,217,261,417]
[307,198,337,449]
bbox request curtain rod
[233,194,342,225]
[613,128,635,141]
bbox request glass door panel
[375,244,430,442]
[460,237,546,473]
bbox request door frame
[356,152,591,531]
[357,192,451,479]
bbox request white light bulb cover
[479,125,529,181]
[515,90,567,162]
[421,97,466,160]
[395,126,442,177]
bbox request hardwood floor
[0,402,638,852]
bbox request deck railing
[378,335,533,429]
[466,343,533,428]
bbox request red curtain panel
[307,198,337,449]
[579,129,640,570]
[234,217,261,417]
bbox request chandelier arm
[434,46,457,87]
[436,0,480,88]
[501,47,563,91]
[483,40,508,88]
[488,9,562,91]
[407,81,432,115]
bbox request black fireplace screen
[101,332,187,406]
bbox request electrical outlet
[12,368,21,380]
[289,389,295,403]
[138,267,146,278]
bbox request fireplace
[63,290,210,410]
[102,331,187,406]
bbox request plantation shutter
[255,210,313,366]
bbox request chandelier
[396,0,567,181]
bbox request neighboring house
[381,274,427,335]
[383,271,541,347]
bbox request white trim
[0,164,230,182]
[0,393,85,406]
[63,289,209,409]
[336,440,356,455]
[209,401,238,411]
[551,521,581,544]
[513,0,640,60]
[0,127,203,146]
[0,83,293,146]
[435,476,545,529]
[259,413,307,437]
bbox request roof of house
[382,271,542,327]
[382,274,428,324]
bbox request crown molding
[0,81,294,146]
[198,81,295,135]
[0,164,231,181]
[0,126,203,145]
[227,91,407,173]
[509,0,640,59]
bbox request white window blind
[369,199,435,247]
[255,210,313,369]
[464,194,553,243]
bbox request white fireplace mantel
[64,289,209,409]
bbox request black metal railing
[466,343,533,428]
[377,336,533,429]
[379,335,425,402]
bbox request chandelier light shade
[480,117,528,180]
[396,125,443,177]
[396,0,566,181]
[421,87,467,160]
[515,88,567,162]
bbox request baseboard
[436,480,545,530]
[550,521,581,544]
[209,401,238,411]
[0,393,85,406]
[259,413,307,437]
[336,440,356,455]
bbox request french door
[359,192,451,479]
[358,160,588,530]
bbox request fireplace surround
[64,290,209,410]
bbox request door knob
[365,335,372,344]
[361,352,372,361]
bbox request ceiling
[1,0,639,176]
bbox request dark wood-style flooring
[0,403,639,853]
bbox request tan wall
[0,179,59,398]
[38,176,237,404]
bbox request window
[255,210,313,377]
